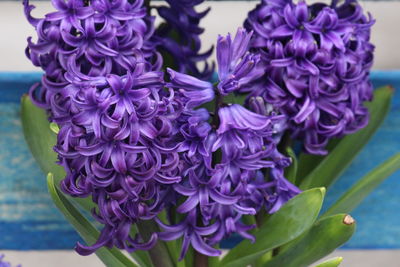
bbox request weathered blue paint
[0,71,399,250]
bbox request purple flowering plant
[20,0,400,266]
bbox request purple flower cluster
[24,0,299,260]
[24,0,160,116]
[157,28,300,258]
[57,70,183,254]
[245,0,375,154]
[152,0,214,79]
[24,0,172,254]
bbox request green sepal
[323,153,400,217]
[313,257,343,267]
[263,214,355,267]
[220,188,325,267]
[299,86,394,190]
[47,173,137,267]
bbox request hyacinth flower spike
[245,0,375,154]
[150,28,300,259]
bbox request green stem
[211,91,223,128]
[277,131,292,153]
[194,251,209,267]
[137,220,175,267]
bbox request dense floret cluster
[245,0,374,154]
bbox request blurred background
[0,1,400,266]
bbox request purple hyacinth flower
[245,0,375,154]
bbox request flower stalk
[137,221,175,267]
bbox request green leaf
[263,214,355,267]
[296,139,340,185]
[323,153,400,217]
[300,86,394,190]
[220,188,325,267]
[47,173,137,267]
[21,95,65,181]
[314,257,343,267]
[285,147,298,184]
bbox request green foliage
[220,188,325,267]
[313,257,343,267]
[263,214,355,267]
[323,153,400,217]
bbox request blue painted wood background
[0,71,399,250]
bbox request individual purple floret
[245,0,375,154]
[217,28,264,95]
[152,0,214,79]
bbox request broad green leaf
[285,147,298,184]
[21,95,64,181]
[323,153,400,217]
[220,188,325,267]
[47,173,137,267]
[300,86,393,190]
[263,214,355,267]
[314,257,343,267]
[296,139,340,185]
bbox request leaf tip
[318,187,326,197]
[343,214,355,225]
[47,172,54,185]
